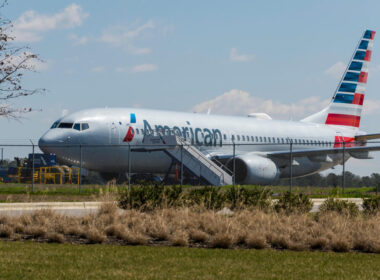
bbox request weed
[362,196,380,215]
[319,198,359,217]
[0,224,13,238]
[46,232,65,243]
[210,232,233,249]
[86,228,106,244]
[274,192,313,213]
[245,233,267,249]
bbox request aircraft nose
[38,131,58,153]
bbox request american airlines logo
[143,120,223,147]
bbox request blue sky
[1,0,380,176]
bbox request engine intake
[227,154,279,185]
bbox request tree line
[278,172,380,188]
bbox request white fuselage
[38,108,351,183]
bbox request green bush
[118,184,183,211]
[187,186,225,209]
[274,192,313,213]
[319,198,359,217]
[225,187,272,210]
[362,196,380,215]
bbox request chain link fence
[0,138,379,194]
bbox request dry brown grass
[46,232,65,243]
[0,203,380,253]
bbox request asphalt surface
[0,198,364,216]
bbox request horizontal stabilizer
[355,133,380,141]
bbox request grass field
[0,241,379,280]
[0,183,377,202]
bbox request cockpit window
[82,123,89,130]
[73,123,81,131]
[51,120,60,129]
[73,123,90,131]
[58,122,74,128]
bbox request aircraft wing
[267,145,380,160]
[208,145,380,162]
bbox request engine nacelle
[227,154,280,185]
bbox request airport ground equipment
[141,134,233,186]
[1,153,80,184]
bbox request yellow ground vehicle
[5,155,81,184]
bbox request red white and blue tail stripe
[302,30,375,129]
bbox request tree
[0,1,45,118]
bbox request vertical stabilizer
[302,30,375,130]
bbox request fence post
[289,140,293,193]
[128,144,131,191]
[342,141,345,194]
[79,144,82,193]
[180,144,183,187]
[233,142,236,187]
[32,144,35,193]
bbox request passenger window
[242,135,245,141]
[223,134,227,140]
[256,136,259,142]
[247,135,249,141]
[251,136,254,142]
[73,123,80,131]
[237,135,241,141]
[268,137,271,143]
[272,137,275,143]
[232,135,235,141]
[136,129,140,134]
[260,137,263,142]
[264,137,267,142]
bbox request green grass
[0,183,377,201]
[0,183,122,195]
[0,241,379,279]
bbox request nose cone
[39,133,50,154]
[38,130,59,154]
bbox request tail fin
[302,30,375,129]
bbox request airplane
[39,29,380,185]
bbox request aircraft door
[109,122,120,144]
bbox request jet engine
[227,154,280,185]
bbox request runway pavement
[0,198,364,216]
[0,201,101,216]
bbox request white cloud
[132,64,157,73]
[12,4,89,42]
[363,99,380,115]
[69,34,88,45]
[370,64,380,73]
[99,20,155,54]
[91,66,105,72]
[115,67,128,72]
[192,89,330,119]
[229,48,254,62]
[61,109,69,116]
[192,89,380,119]
[325,61,346,79]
